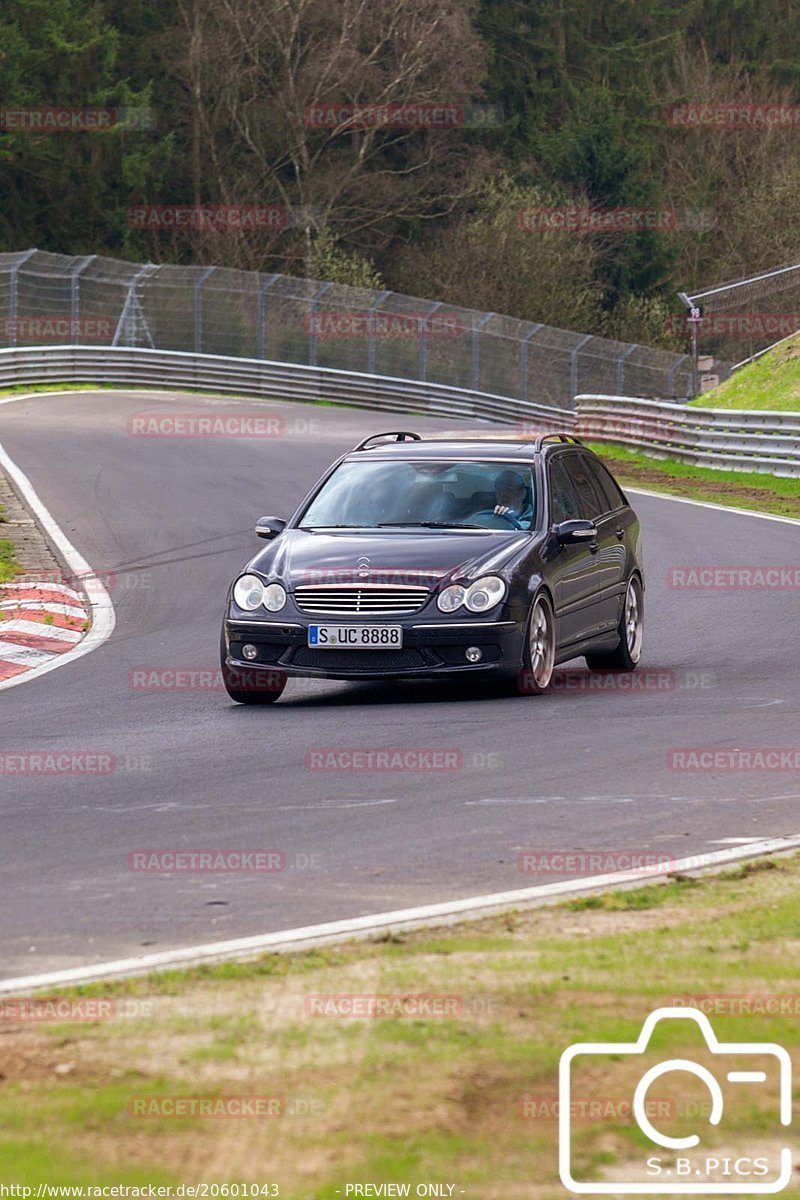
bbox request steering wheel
[468,508,523,530]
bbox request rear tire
[585,574,643,672]
[220,628,286,704]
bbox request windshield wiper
[299,524,359,529]
[375,521,486,530]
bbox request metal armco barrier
[0,347,794,476]
[0,345,575,431]
[575,394,800,477]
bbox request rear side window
[564,453,607,520]
[584,456,627,512]
[547,456,581,524]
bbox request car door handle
[589,539,599,554]
[615,527,625,539]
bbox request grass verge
[0,503,21,582]
[2,854,799,1196]
[589,442,800,519]
[691,333,800,411]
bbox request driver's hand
[494,505,515,516]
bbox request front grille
[291,647,428,671]
[294,584,429,615]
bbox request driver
[493,469,533,528]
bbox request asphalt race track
[1,389,798,980]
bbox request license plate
[308,624,403,649]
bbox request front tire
[585,574,643,672]
[515,592,556,694]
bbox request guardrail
[0,344,575,431]
[575,394,800,477]
[1,346,795,476]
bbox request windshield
[300,459,537,531]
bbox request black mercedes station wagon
[220,432,644,703]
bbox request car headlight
[233,574,265,611]
[464,576,506,613]
[262,583,287,612]
[437,584,466,613]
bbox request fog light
[465,646,483,663]
[242,643,258,661]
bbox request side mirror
[554,518,597,545]
[255,516,287,540]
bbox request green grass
[2,853,800,1195]
[589,441,800,518]
[0,533,21,583]
[692,331,800,410]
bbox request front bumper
[223,615,525,681]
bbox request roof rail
[534,433,583,452]
[352,431,422,451]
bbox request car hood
[246,528,534,587]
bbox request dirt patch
[610,462,800,516]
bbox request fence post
[668,352,690,401]
[193,267,216,354]
[6,249,37,347]
[419,301,443,382]
[472,312,493,392]
[615,344,637,394]
[308,281,333,367]
[367,290,392,375]
[257,273,282,360]
[69,255,96,342]
[519,323,542,400]
[570,334,592,400]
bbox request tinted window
[588,458,627,512]
[301,460,538,530]
[564,454,607,520]
[548,456,581,523]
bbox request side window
[587,457,627,512]
[548,456,581,524]
[567,454,607,520]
